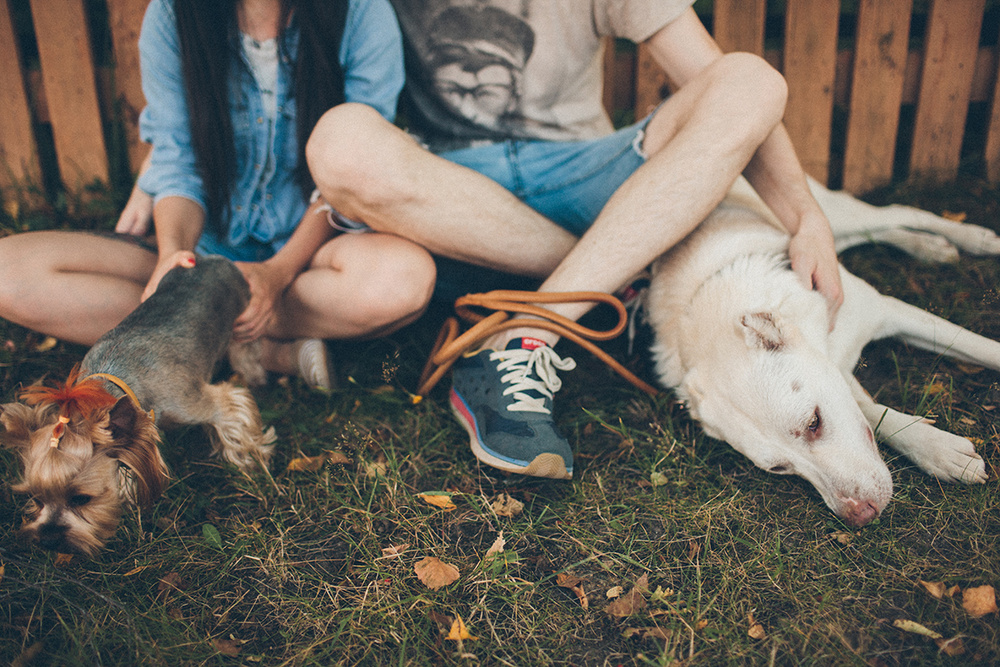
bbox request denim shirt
[137,0,404,261]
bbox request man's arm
[642,9,843,322]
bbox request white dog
[645,177,997,527]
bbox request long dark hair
[173,0,348,235]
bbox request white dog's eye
[806,407,822,439]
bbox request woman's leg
[0,231,157,345]
[258,231,436,374]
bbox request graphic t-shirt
[389,0,694,152]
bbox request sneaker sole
[449,388,572,480]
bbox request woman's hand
[233,261,293,342]
[142,250,196,301]
[116,185,155,236]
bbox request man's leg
[306,103,578,279]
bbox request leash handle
[416,290,659,398]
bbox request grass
[0,176,999,666]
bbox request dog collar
[84,373,155,421]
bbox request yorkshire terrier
[0,255,275,556]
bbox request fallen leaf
[919,579,947,599]
[650,585,674,605]
[924,381,946,395]
[747,611,766,640]
[212,637,242,657]
[941,210,967,222]
[417,493,457,511]
[377,543,410,560]
[54,553,73,567]
[485,533,506,558]
[11,641,43,667]
[157,572,186,601]
[286,451,352,472]
[364,455,387,478]
[607,585,624,599]
[34,336,57,353]
[428,610,452,632]
[650,471,668,487]
[492,492,524,518]
[633,573,650,595]
[414,557,460,590]
[624,626,672,641]
[446,615,477,641]
[0,564,4,584]
[556,573,583,588]
[202,523,223,550]
[962,585,998,618]
[831,531,852,545]
[687,541,701,561]
[695,618,709,631]
[935,635,966,656]
[892,619,942,639]
[607,588,644,617]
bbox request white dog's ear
[740,311,785,351]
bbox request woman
[0,0,435,390]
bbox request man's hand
[142,250,196,302]
[787,214,843,327]
[233,261,293,342]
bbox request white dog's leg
[806,177,1000,258]
[845,374,987,483]
[873,292,1000,371]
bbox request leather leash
[415,290,660,398]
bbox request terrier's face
[1,382,167,556]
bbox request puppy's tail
[203,382,276,471]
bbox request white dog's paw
[934,221,1000,257]
[908,432,988,484]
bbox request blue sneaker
[450,337,576,479]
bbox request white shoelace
[490,346,577,414]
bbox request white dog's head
[679,311,893,527]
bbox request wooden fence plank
[909,0,985,182]
[783,0,840,184]
[108,0,149,174]
[987,46,1000,183]
[712,0,766,55]
[634,42,672,120]
[842,0,912,194]
[29,0,109,195]
[0,0,42,209]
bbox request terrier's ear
[740,311,786,352]
[0,403,45,450]
[101,398,169,507]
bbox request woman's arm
[232,198,336,341]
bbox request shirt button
[265,194,273,200]
[236,205,243,211]
[257,117,264,124]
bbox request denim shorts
[438,116,652,237]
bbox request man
[306,0,844,480]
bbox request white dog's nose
[842,499,879,527]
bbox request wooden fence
[0,0,998,212]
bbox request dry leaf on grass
[936,636,966,656]
[623,626,672,641]
[747,611,766,640]
[212,637,242,657]
[156,572,186,601]
[893,619,942,639]
[54,553,74,567]
[285,451,351,472]
[414,557,460,590]
[417,493,457,511]
[492,492,524,518]
[446,615,478,641]
[34,336,57,353]
[485,533,506,558]
[377,543,410,560]
[606,585,624,599]
[962,585,998,618]
[606,574,649,618]
[942,210,967,222]
[556,572,589,609]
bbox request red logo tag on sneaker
[520,337,548,350]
